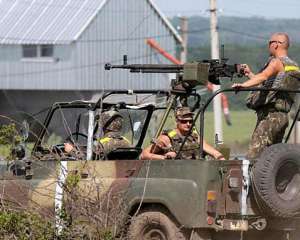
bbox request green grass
[0,145,11,159]
[203,111,257,155]
[203,111,256,143]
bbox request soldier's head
[268,32,290,56]
[175,107,194,135]
[100,110,123,133]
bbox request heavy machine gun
[105,55,244,138]
[105,55,244,90]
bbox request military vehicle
[1,56,300,240]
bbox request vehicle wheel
[252,143,300,217]
[128,211,186,240]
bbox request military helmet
[100,110,123,132]
[175,107,194,120]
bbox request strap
[99,137,111,144]
[167,129,177,138]
[285,65,300,72]
[122,136,130,144]
[167,128,198,139]
[192,127,199,135]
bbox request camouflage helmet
[175,107,194,120]
[100,110,123,132]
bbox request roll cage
[31,88,300,160]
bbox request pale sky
[153,0,300,19]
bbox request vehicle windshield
[40,107,149,150]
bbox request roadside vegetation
[0,122,122,239]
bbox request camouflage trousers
[247,110,289,159]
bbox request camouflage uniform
[247,56,299,159]
[96,132,130,158]
[155,107,201,159]
[163,128,201,159]
[94,110,130,159]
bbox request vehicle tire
[128,210,186,240]
[252,143,300,217]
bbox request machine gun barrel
[105,63,183,73]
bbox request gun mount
[105,55,244,90]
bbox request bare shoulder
[262,58,283,77]
[269,58,284,70]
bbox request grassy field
[203,111,257,155]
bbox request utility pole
[179,16,188,63]
[209,0,223,142]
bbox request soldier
[232,32,299,159]
[94,110,130,159]
[64,110,130,159]
[140,107,225,160]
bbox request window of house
[41,45,53,57]
[23,45,38,58]
[22,45,54,60]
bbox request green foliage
[0,210,55,240]
[99,230,114,240]
[0,123,22,146]
[65,171,81,189]
[0,123,23,160]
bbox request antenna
[221,44,225,60]
[123,55,128,65]
[220,44,229,62]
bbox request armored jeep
[1,58,300,239]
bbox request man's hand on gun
[232,64,253,89]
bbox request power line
[220,9,266,18]
[220,28,268,41]
[0,28,213,44]
[0,48,176,79]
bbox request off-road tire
[253,143,300,217]
[128,210,186,240]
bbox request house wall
[0,0,179,91]
[74,0,178,90]
[0,0,180,124]
[0,45,74,89]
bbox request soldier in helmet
[140,107,225,160]
[94,110,130,159]
[64,110,130,159]
[232,32,300,159]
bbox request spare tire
[252,143,300,218]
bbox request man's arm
[140,135,176,160]
[203,140,225,160]
[232,58,283,88]
[64,142,74,153]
